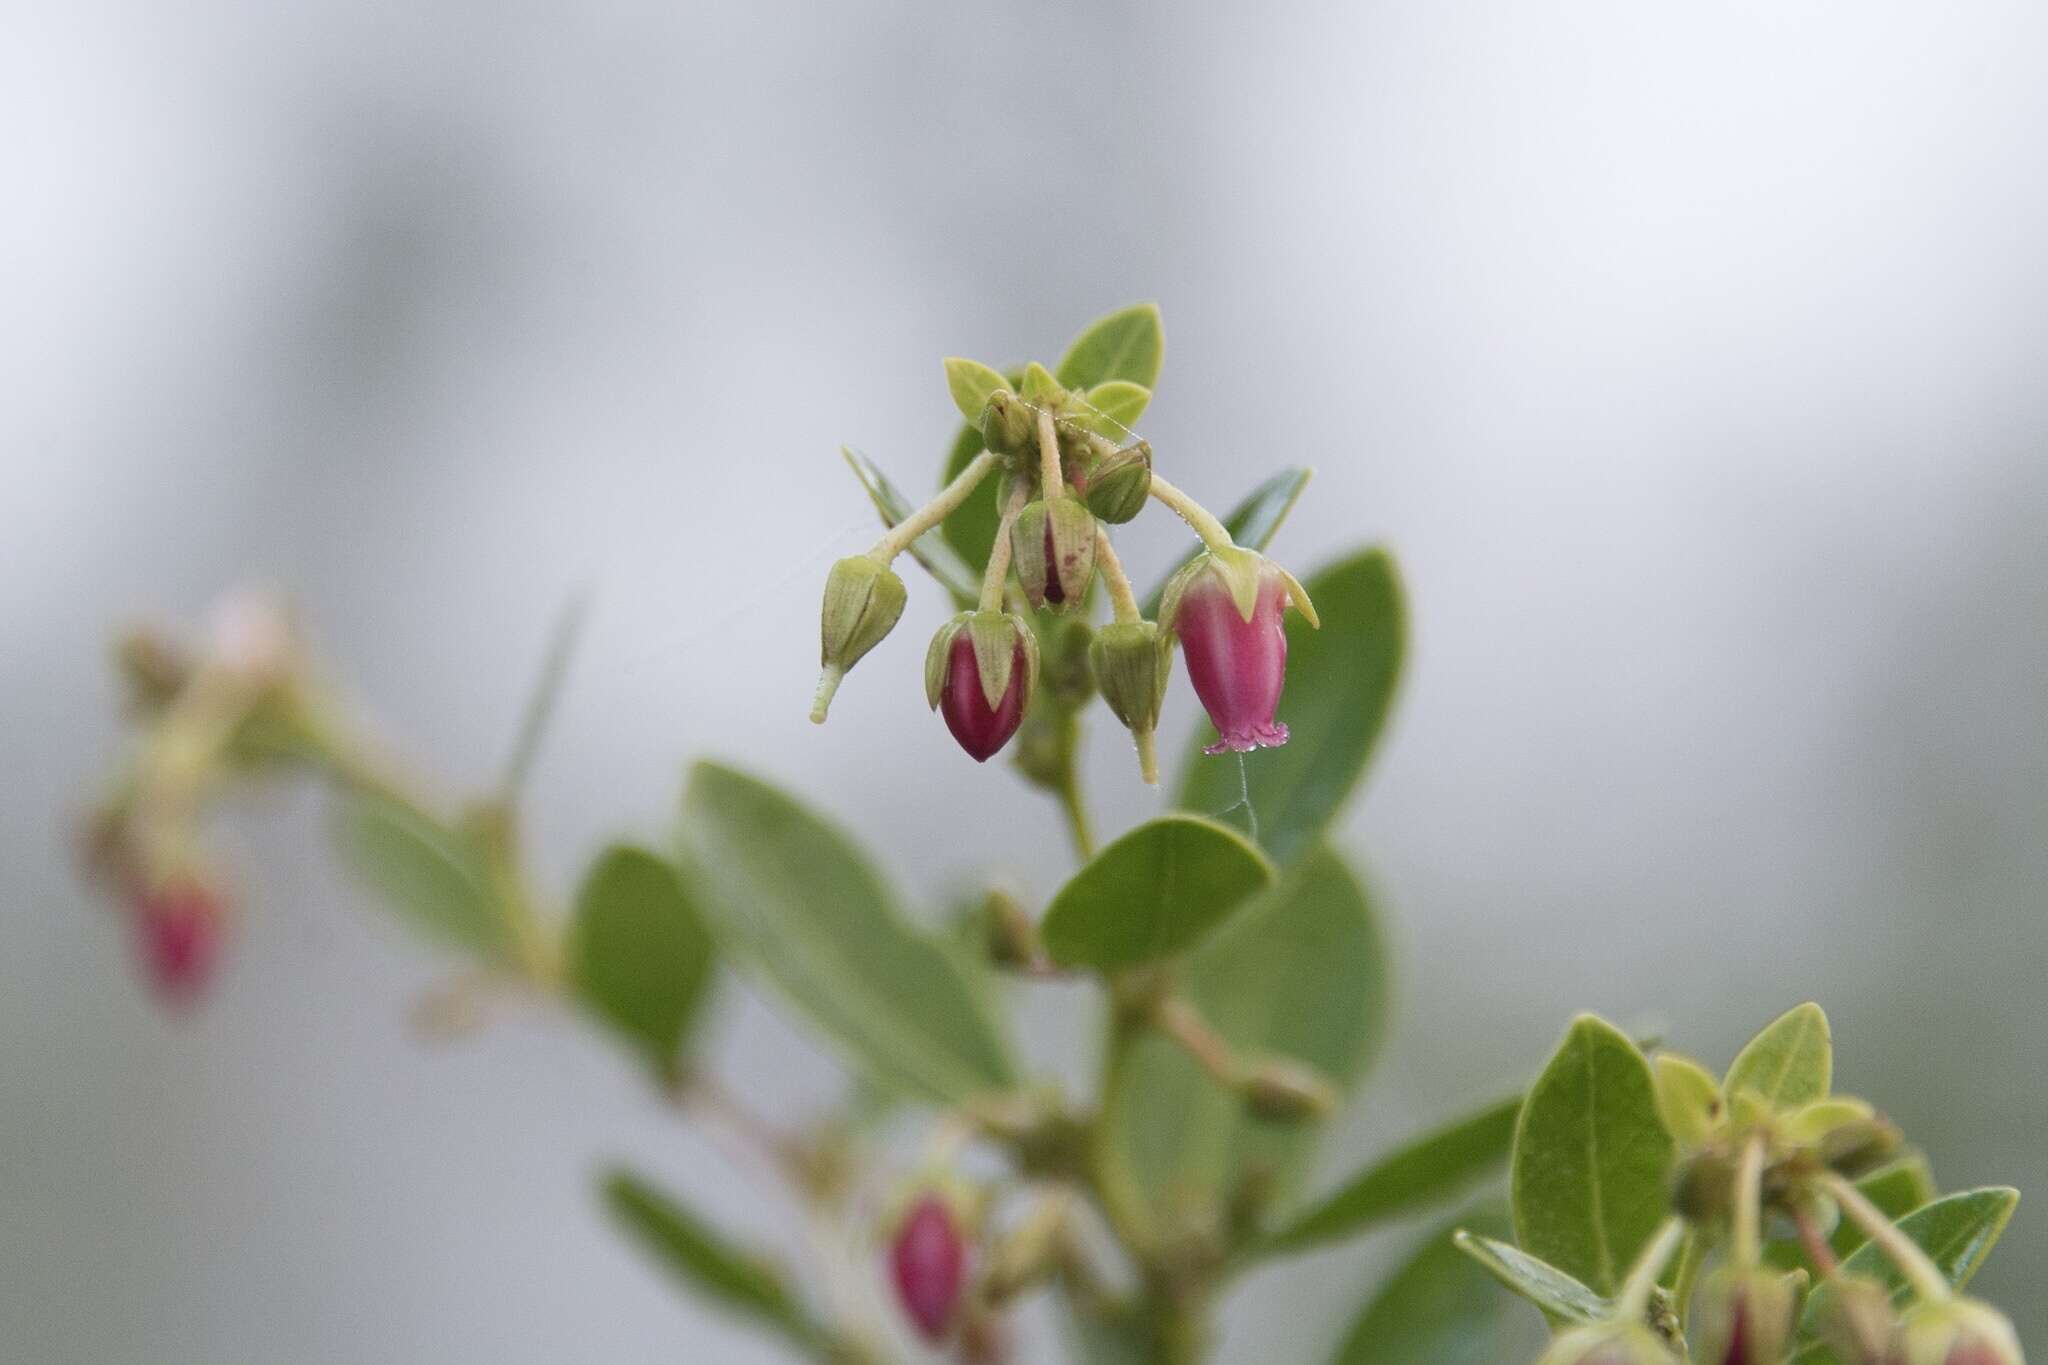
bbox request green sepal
[967,610,1035,712]
[925,613,972,710]
[819,555,907,674]
[1090,622,1170,735]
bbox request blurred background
[6,0,2046,1359]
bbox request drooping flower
[134,876,226,1008]
[926,612,1038,762]
[1159,548,1317,755]
[1895,1299,2025,1365]
[889,1193,967,1343]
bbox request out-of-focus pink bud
[1536,1324,1680,1365]
[889,1193,967,1343]
[926,613,1037,763]
[1897,1299,2025,1365]
[1692,1268,1798,1365]
[1159,551,1316,755]
[134,877,226,1008]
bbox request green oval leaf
[1652,1053,1725,1150]
[1796,1186,2019,1360]
[1269,1096,1522,1255]
[1330,1209,1544,1365]
[1041,815,1273,972]
[331,793,507,959]
[1176,548,1407,867]
[680,761,1014,1104]
[943,357,1010,424]
[1510,1015,1675,1297]
[1100,844,1388,1239]
[1452,1229,1609,1325]
[602,1168,825,1351]
[569,845,715,1083]
[1056,302,1163,390]
[1724,1002,1832,1112]
[842,446,979,605]
[1080,380,1152,437]
[1139,467,1313,619]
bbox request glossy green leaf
[1270,1097,1522,1254]
[1100,844,1388,1238]
[1056,302,1164,390]
[1041,816,1273,971]
[1331,1208,1543,1365]
[332,793,507,958]
[680,762,1014,1104]
[569,845,715,1083]
[1452,1230,1609,1325]
[842,446,980,605]
[1176,548,1407,867]
[1832,1154,1937,1258]
[1080,380,1151,437]
[1724,1002,1832,1112]
[1140,467,1313,619]
[1510,1015,1675,1297]
[1796,1188,2019,1363]
[944,357,1009,423]
[602,1168,825,1351]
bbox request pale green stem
[1147,473,1236,553]
[980,481,1028,612]
[1055,761,1098,861]
[1615,1217,1687,1322]
[1821,1171,1954,1304]
[1037,406,1064,498]
[871,449,1002,563]
[1734,1134,1766,1269]
[1671,1228,1706,1333]
[1154,997,1242,1087]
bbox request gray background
[5,1,2044,1360]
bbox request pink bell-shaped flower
[1160,549,1318,755]
[889,1193,967,1343]
[926,612,1039,763]
[134,876,225,1008]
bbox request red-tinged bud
[1537,1324,1681,1365]
[1159,549,1317,755]
[1692,1268,1798,1365]
[926,613,1038,763]
[134,876,226,1008]
[1896,1299,2025,1365]
[889,1194,967,1343]
[1012,498,1097,611]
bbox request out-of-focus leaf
[1139,467,1313,619]
[680,761,1014,1104]
[1040,815,1272,972]
[1330,1208,1543,1364]
[1511,1015,1675,1297]
[1452,1229,1609,1325]
[1175,548,1407,867]
[1795,1187,2019,1362]
[1056,303,1164,390]
[843,446,980,605]
[602,1168,825,1351]
[1063,1300,1154,1365]
[1100,844,1388,1239]
[1831,1154,1937,1258]
[569,845,714,1083]
[1269,1097,1521,1254]
[1724,1002,1832,1112]
[332,793,507,958]
[1652,1052,1725,1150]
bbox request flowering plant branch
[80,305,2023,1364]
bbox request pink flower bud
[926,613,1037,763]
[889,1194,966,1343]
[1161,553,1315,755]
[134,878,225,1007]
[1692,1269,1797,1365]
[1897,1299,2025,1365]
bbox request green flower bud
[1896,1298,2025,1365]
[1819,1116,1905,1178]
[982,889,1040,970]
[1811,1277,1897,1365]
[1080,441,1152,524]
[1011,497,1097,612]
[1674,1149,1739,1224]
[1090,622,1170,737]
[1041,616,1097,710]
[1537,1324,1681,1365]
[814,556,907,722]
[1691,1267,1799,1365]
[1239,1056,1338,1124]
[981,389,1035,456]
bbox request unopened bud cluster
[812,334,1319,783]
